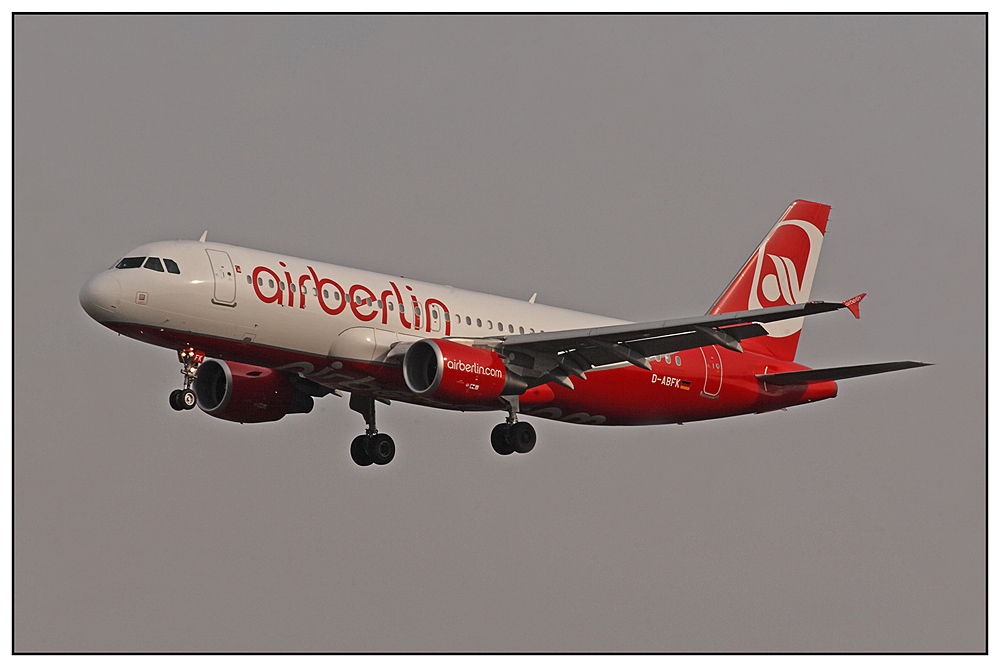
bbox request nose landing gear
[349,393,396,466]
[169,388,197,411]
[169,348,202,411]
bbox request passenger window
[530,328,535,333]
[498,322,503,330]
[508,324,513,333]
[279,281,285,290]
[519,326,524,334]
[334,292,341,302]
[290,284,296,293]
[313,288,317,296]
[675,356,681,366]
[487,320,493,330]
[323,289,329,299]
[476,318,482,327]
[143,257,164,272]
[246,275,252,284]
[444,312,449,322]
[466,316,471,325]
[388,302,394,311]
[258,277,263,287]
[269,279,275,289]
[163,258,180,274]
[378,300,383,309]
[115,257,145,269]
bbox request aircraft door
[700,345,723,398]
[205,249,237,306]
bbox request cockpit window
[163,258,180,274]
[143,257,164,272]
[115,257,145,269]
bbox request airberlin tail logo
[758,253,805,305]
[748,219,824,337]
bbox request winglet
[199,231,208,243]
[843,293,866,319]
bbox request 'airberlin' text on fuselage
[250,263,451,335]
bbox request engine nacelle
[193,359,313,423]
[403,339,526,404]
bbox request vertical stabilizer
[707,200,830,362]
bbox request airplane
[79,200,929,467]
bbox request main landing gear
[169,347,201,411]
[491,398,536,456]
[349,393,395,467]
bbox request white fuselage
[81,239,626,398]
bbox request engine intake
[403,339,525,404]
[193,358,313,423]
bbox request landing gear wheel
[180,389,197,410]
[371,434,395,465]
[509,422,536,453]
[347,394,395,467]
[169,389,185,411]
[491,424,515,455]
[351,435,374,467]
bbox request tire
[169,389,185,411]
[351,435,373,466]
[509,422,536,454]
[371,434,395,465]
[491,424,514,455]
[181,389,197,410]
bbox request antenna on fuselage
[198,231,208,243]
[528,293,537,304]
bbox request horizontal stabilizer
[756,361,931,385]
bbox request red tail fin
[708,200,830,362]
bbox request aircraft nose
[79,272,121,321]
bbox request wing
[495,299,857,389]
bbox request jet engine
[403,339,526,404]
[193,358,314,423]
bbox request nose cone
[80,272,121,322]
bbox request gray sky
[14,15,984,652]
